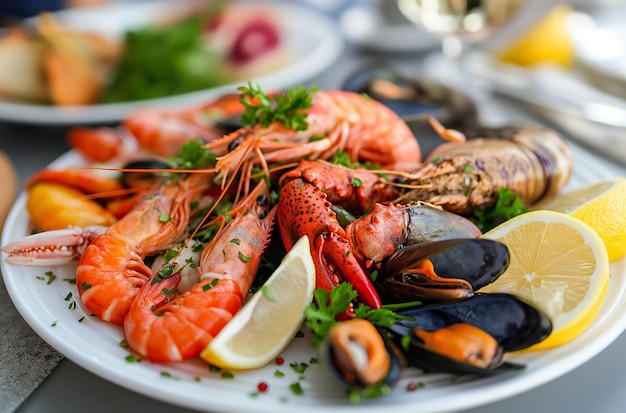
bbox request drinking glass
[396,0,530,96]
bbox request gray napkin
[0,276,63,413]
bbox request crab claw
[2,225,107,266]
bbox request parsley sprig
[303,283,398,347]
[238,81,317,131]
[170,139,217,170]
[470,187,528,232]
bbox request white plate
[0,0,343,125]
[2,147,626,413]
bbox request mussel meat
[378,238,510,303]
[320,318,404,390]
[387,293,552,375]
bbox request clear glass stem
[441,35,467,88]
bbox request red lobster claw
[313,232,381,309]
[277,160,398,314]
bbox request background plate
[0,0,343,125]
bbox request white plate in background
[0,0,343,125]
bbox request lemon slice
[497,4,574,68]
[479,211,610,350]
[200,235,316,369]
[532,177,626,262]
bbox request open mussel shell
[379,238,510,303]
[387,293,552,375]
[120,159,172,188]
[403,201,482,245]
[319,318,405,390]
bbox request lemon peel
[532,177,626,262]
[498,4,574,68]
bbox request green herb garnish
[152,264,177,284]
[469,187,528,232]
[159,213,171,223]
[171,139,217,170]
[238,251,251,263]
[238,82,316,130]
[303,283,398,346]
[102,13,228,103]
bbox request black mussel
[378,238,510,303]
[387,293,552,375]
[320,318,404,390]
[342,63,478,155]
[403,201,482,244]
[120,159,171,188]
[344,201,481,266]
[216,115,242,136]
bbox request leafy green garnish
[102,14,228,103]
[170,140,217,170]
[152,264,177,284]
[329,149,381,171]
[303,283,398,346]
[238,82,316,130]
[470,187,528,232]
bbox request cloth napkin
[0,151,64,412]
[0,278,64,413]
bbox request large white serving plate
[0,0,343,125]
[2,146,626,413]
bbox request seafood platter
[2,64,626,413]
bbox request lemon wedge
[200,235,316,369]
[479,210,610,350]
[532,177,626,262]
[498,4,574,68]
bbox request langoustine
[207,89,424,187]
[67,93,246,164]
[76,173,212,324]
[123,180,275,362]
[396,123,574,215]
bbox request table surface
[2,24,626,413]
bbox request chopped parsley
[125,354,141,363]
[161,287,176,297]
[202,279,219,291]
[260,285,275,302]
[152,264,177,284]
[37,271,56,285]
[160,371,180,380]
[159,213,171,223]
[238,251,252,263]
[289,381,303,395]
